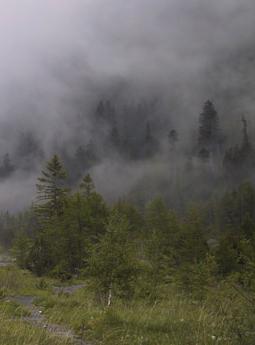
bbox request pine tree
[35,154,68,221]
[80,174,95,198]
[80,174,108,240]
[198,100,220,157]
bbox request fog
[0,0,255,210]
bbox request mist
[0,0,255,210]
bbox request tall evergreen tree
[198,100,221,158]
[80,174,95,198]
[35,155,68,221]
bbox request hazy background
[0,0,255,210]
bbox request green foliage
[218,182,255,233]
[88,209,139,303]
[176,209,208,265]
[80,174,95,197]
[145,197,179,283]
[12,233,33,269]
[174,254,218,297]
[35,154,68,222]
[6,154,255,344]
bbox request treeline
[6,154,255,303]
[67,99,255,184]
[1,99,255,188]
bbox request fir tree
[80,174,95,198]
[198,100,220,158]
[35,154,68,221]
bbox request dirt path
[11,286,90,345]
[0,256,89,344]
[0,254,13,267]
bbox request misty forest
[1,1,255,345]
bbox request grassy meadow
[0,264,254,345]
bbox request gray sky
[0,0,254,96]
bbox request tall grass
[0,266,253,345]
[0,302,72,345]
[37,285,247,345]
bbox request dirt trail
[0,256,89,344]
[11,286,89,345]
[0,254,13,267]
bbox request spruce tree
[198,100,220,157]
[35,154,68,221]
[80,174,108,240]
[80,174,95,198]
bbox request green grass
[0,316,72,345]
[36,284,251,345]
[0,265,254,345]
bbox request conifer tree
[198,100,220,158]
[80,174,95,198]
[80,174,108,240]
[35,154,68,221]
